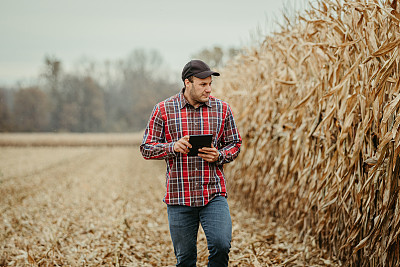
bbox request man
[140,59,241,266]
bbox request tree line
[0,47,238,132]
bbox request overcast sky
[0,0,309,86]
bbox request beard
[189,84,209,104]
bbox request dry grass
[0,135,337,266]
[215,0,400,265]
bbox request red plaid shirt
[140,89,241,207]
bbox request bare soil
[0,146,337,266]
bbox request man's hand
[198,144,219,162]
[174,135,191,154]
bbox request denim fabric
[167,196,232,267]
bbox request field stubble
[0,134,337,266]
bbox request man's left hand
[198,144,219,163]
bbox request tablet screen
[187,134,213,156]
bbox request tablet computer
[188,134,213,156]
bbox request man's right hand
[173,135,192,154]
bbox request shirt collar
[179,88,212,109]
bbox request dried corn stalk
[216,0,400,265]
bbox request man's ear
[184,78,191,88]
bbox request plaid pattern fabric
[140,89,242,207]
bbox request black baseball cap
[181,60,220,81]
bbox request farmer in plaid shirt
[140,59,241,266]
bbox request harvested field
[0,133,143,147]
[0,134,338,266]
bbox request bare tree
[13,87,50,131]
[41,55,62,131]
[0,88,12,131]
[192,46,241,69]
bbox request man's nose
[205,84,212,92]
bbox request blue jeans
[167,196,232,267]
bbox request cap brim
[194,70,220,79]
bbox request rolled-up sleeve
[217,105,242,165]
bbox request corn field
[216,0,400,265]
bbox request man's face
[185,76,212,107]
